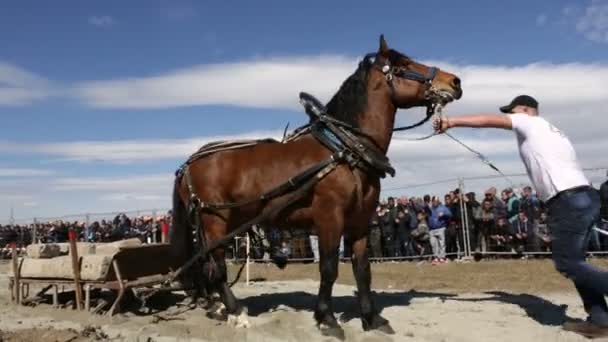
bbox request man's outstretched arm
[434,114,513,132]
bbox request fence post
[462,179,472,257]
[246,234,250,286]
[33,218,38,244]
[458,178,471,258]
[152,210,157,244]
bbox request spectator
[502,188,520,224]
[477,199,495,252]
[411,211,430,255]
[85,222,99,242]
[485,187,506,219]
[536,212,551,252]
[520,186,541,222]
[489,217,512,251]
[368,208,383,259]
[423,194,432,217]
[466,192,482,252]
[429,196,452,265]
[511,211,531,254]
[395,198,416,257]
[380,198,398,257]
[444,193,458,256]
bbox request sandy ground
[1,258,608,341]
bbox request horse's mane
[325,60,370,129]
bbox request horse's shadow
[241,290,574,326]
[445,291,573,326]
[241,289,457,323]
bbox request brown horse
[170,35,462,337]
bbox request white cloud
[0,62,52,105]
[74,56,355,109]
[576,0,608,43]
[0,168,53,177]
[88,16,115,28]
[72,57,608,112]
[0,130,282,163]
[100,194,164,202]
[536,13,548,27]
[51,174,171,192]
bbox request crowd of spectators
[2,178,608,263]
[363,186,553,265]
[0,213,171,255]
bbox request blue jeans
[548,188,606,325]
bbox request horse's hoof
[227,308,250,328]
[363,315,394,334]
[376,322,395,335]
[205,301,227,320]
[319,324,345,341]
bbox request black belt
[546,185,593,208]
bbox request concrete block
[95,238,142,255]
[26,244,62,258]
[55,242,96,256]
[20,254,114,281]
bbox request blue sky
[1,0,608,222]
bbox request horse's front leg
[351,236,394,334]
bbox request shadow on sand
[445,291,573,326]
[241,289,457,322]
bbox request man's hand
[432,115,450,133]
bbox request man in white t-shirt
[433,95,604,338]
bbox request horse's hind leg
[202,214,248,327]
[314,210,345,340]
[351,236,394,334]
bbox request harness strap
[194,155,341,211]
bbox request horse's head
[367,35,462,110]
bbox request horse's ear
[379,34,389,56]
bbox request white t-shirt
[509,113,589,201]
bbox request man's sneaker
[431,258,440,266]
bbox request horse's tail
[170,175,193,266]
[170,172,209,297]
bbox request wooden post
[53,285,59,307]
[11,243,20,304]
[107,260,125,316]
[69,229,83,310]
[84,284,91,312]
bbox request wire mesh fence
[2,167,607,263]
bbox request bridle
[364,52,447,132]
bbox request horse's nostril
[452,77,461,88]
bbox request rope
[394,104,517,186]
[443,132,516,188]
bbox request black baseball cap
[499,95,539,113]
